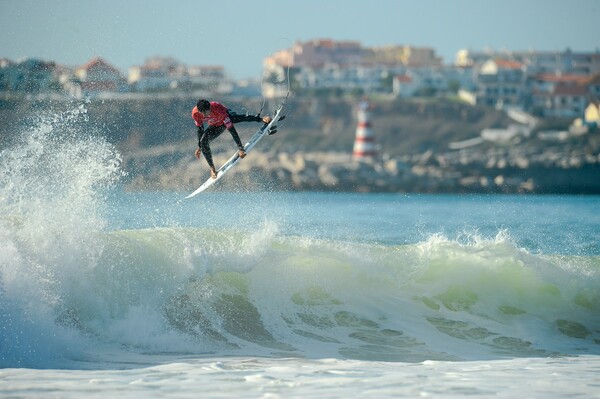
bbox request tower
[352,100,376,160]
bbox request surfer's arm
[194,126,204,159]
[196,125,204,147]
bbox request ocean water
[1,105,600,398]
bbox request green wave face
[48,227,598,362]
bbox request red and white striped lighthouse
[352,100,376,160]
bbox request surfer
[192,99,272,179]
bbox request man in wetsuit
[192,99,271,179]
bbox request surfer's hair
[196,99,211,112]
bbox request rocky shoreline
[124,143,600,194]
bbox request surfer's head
[196,99,211,115]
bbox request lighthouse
[352,100,376,160]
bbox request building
[129,57,229,92]
[529,73,590,117]
[584,101,599,128]
[543,83,588,118]
[187,65,229,92]
[586,72,600,100]
[368,45,442,67]
[128,56,185,91]
[455,48,600,75]
[262,39,444,97]
[393,67,472,98]
[292,63,391,92]
[75,57,126,94]
[0,58,57,93]
[53,64,81,97]
[393,73,416,97]
[456,49,599,116]
[277,39,365,69]
[474,59,527,107]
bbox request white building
[129,57,229,92]
[474,59,527,107]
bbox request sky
[1,0,599,80]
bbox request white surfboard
[185,105,285,198]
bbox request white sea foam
[2,356,600,398]
[0,103,123,367]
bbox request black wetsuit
[197,110,263,170]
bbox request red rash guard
[191,101,233,129]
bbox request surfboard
[185,105,285,198]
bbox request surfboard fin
[266,115,284,135]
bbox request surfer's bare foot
[210,167,217,179]
[238,149,246,159]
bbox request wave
[2,224,599,367]
[115,228,600,359]
[1,103,599,368]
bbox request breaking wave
[1,104,598,368]
[2,222,599,368]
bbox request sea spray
[0,102,123,367]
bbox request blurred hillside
[1,94,514,156]
[1,94,598,193]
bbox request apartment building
[263,38,444,96]
[475,59,527,107]
[456,49,600,75]
[529,73,590,117]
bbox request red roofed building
[75,57,126,94]
[392,73,416,97]
[586,72,600,100]
[531,73,591,117]
[492,59,523,70]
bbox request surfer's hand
[238,149,246,158]
[194,147,201,159]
